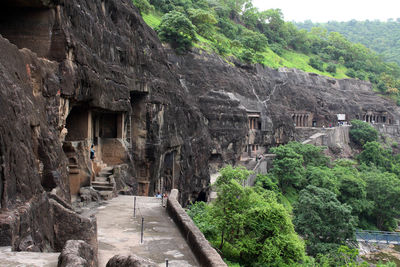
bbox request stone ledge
[166,189,227,267]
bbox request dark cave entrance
[65,107,91,142]
[0,1,65,61]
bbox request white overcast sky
[252,0,400,22]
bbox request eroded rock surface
[58,240,95,267]
[106,255,157,267]
[170,50,400,158]
[1,0,400,255]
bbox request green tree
[326,63,337,74]
[337,174,371,218]
[309,56,324,71]
[156,11,197,53]
[362,170,400,230]
[189,165,305,266]
[349,120,378,146]
[304,166,339,194]
[270,145,305,192]
[358,141,393,171]
[132,0,154,14]
[294,185,356,256]
[240,30,268,52]
[285,141,329,167]
[187,8,217,37]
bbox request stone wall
[101,139,128,166]
[374,124,400,143]
[167,189,227,267]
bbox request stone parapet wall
[166,189,227,267]
[300,126,350,148]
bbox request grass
[140,11,351,80]
[142,11,162,28]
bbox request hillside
[2,0,400,266]
[295,19,400,65]
[135,0,400,102]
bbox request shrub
[326,63,337,74]
[349,120,378,146]
[346,68,356,78]
[240,31,268,52]
[132,0,154,14]
[155,11,197,53]
[269,43,284,55]
[239,49,255,63]
[308,57,324,71]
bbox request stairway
[92,166,116,200]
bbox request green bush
[269,43,284,55]
[132,0,154,14]
[349,120,378,146]
[326,63,337,74]
[239,49,255,63]
[155,11,197,53]
[346,68,356,78]
[240,31,268,52]
[308,57,324,71]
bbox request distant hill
[295,19,400,65]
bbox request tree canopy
[155,10,197,53]
[294,185,356,256]
[188,166,305,266]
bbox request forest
[295,19,400,66]
[133,0,400,105]
[189,121,400,266]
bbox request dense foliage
[349,120,379,146]
[134,0,400,101]
[188,138,400,266]
[295,19,400,65]
[155,11,197,53]
[294,185,356,256]
[188,166,305,266]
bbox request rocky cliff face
[0,0,210,252]
[1,0,399,253]
[171,50,400,159]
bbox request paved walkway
[0,246,59,267]
[96,195,199,267]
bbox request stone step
[93,185,114,191]
[92,181,112,186]
[69,164,79,169]
[99,191,114,200]
[69,169,80,174]
[102,167,114,172]
[95,176,108,182]
[98,171,112,177]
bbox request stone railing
[166,189,227,267]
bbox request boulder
[106,255,157,267]
[58,240,95,267]
[79,187,101,204]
